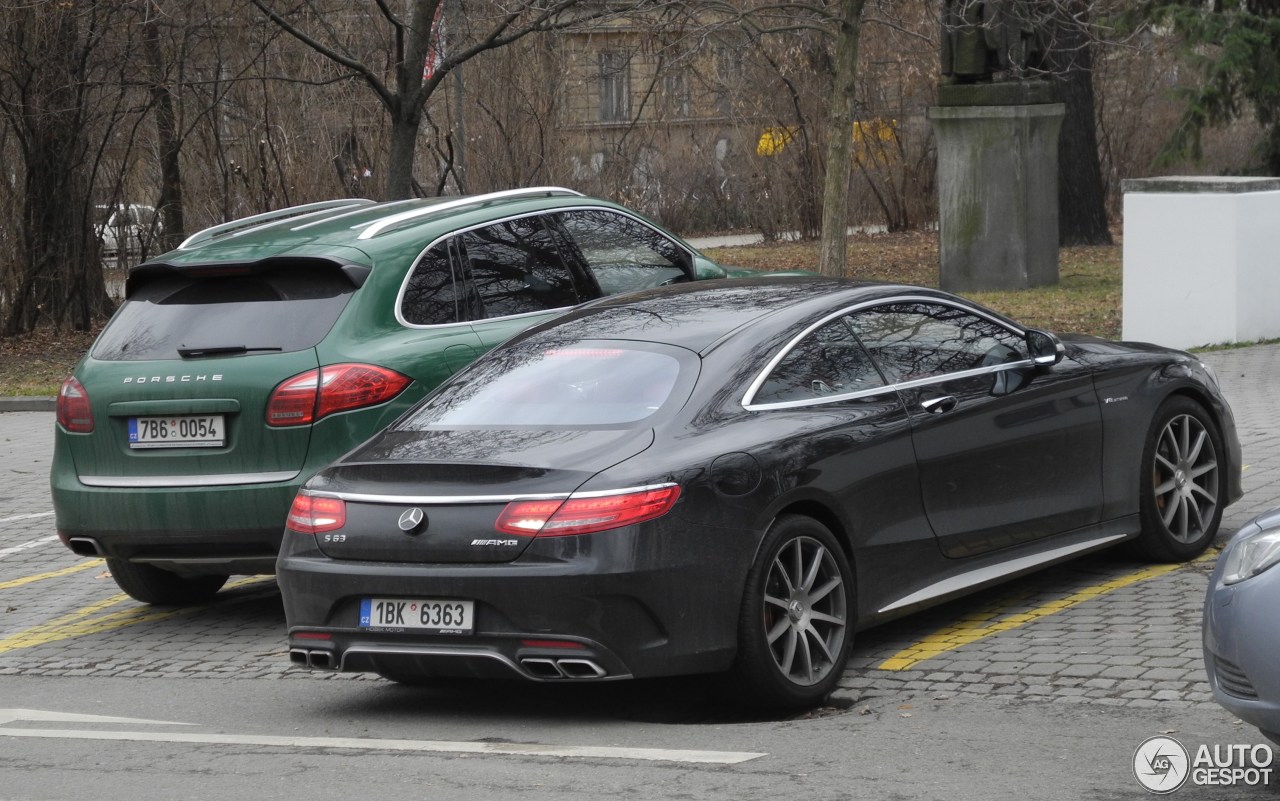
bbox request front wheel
[729,515,853,712]
[106,558,228,606]
[1134,396,1226,561]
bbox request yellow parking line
[0,576,276,655]
[0,559,104,591]
[877,550,1218,671]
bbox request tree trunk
[1,5,112,335]
[143,5,185,252]
[817,0,867,277]
[1048,2,1112,246]
[386,101,424,200]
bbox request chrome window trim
[393,206,695,331]
[876,532,1128,613]
[742,360,1035,412]
[741,294,1028,411]
[304,481,677,506]
[80,471,299,488]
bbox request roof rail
[291,198,419,232]
[178,199,376,250]
[356,187,585,241]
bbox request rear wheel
[106,558,227,605]
[1134,396,1226,561]
[729,515,853,712]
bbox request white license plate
[128,415,225,449]
[359,598,474,634]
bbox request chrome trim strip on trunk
[306,482,678,506]
[79,471,299,488]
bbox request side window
[848,302,1025,384]
[459,217,582,319]
[400,241,460,325]
[754,318,883,404]
[552,209,690,295]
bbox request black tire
[729,515,854,712]
[1134,396,1226,562]
[106,558,228,605]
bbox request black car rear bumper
[276,520,752,682]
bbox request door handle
[920,395,958,414]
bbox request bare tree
[0,2,121,334]
[817,0,868,277]
[143,2,187,251]
[1045,0,1112,245]
[251,0,661,200]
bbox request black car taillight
[267,363,411,427]
[286,493,346,534]
[56,376,94,433]
[495,485,681,537]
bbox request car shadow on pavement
[320,673,853,725]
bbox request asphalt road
[2,344,1279,800]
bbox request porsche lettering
[123,374,224,385]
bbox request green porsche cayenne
[52,187,743,605]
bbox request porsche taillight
[495,485,681,537]
[267,363,411,427]
[56,376,94,433]
[286,493,346,534]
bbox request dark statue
[941,0,1045,83]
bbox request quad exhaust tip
[290,648,334,670]
[520,657,607,680]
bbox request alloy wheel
[1152,412,1220,545]
[762,535,849,686]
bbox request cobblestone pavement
[1,345,1278,712]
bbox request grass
[0,327,98,398]
[704,229,1123,340]
[0,230,1123,398]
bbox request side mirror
[692,255,727,280]
[1026,329,1065,367]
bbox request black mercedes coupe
[278,277,1241,709]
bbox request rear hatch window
[94,261,357,361]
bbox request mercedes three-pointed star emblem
[397,507,426,534]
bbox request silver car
[1204,507,1280,744]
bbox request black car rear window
[92,262,357,361]
[402,340,694,428]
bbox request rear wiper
[178,345,284,358]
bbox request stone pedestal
[930,82,1064,292]
[1122,176,1280,349]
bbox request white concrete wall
[1122,177,1280,350]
